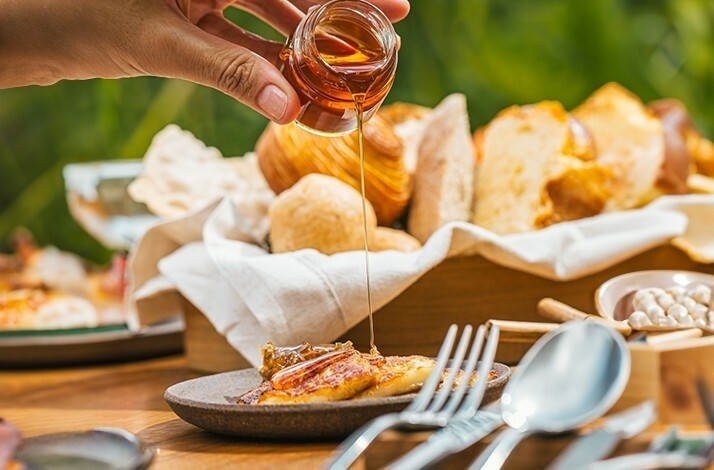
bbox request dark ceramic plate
[164,363,510,440]
[0,318,184,368]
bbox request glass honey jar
[280,0,398,135]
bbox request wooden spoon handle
[537,298,633,337]
[646,328,703,346]
[487,319,558,343]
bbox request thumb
[148,24,301,124]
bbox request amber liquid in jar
[281,0,397,354]
[280,0,397,136]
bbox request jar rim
[304,0,398,77]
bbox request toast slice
[238,350,379,405]
[354,355,435,399]
[407,94,475,243]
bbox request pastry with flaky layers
[256,113,411,226]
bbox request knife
[546,401,657,470]
[385,407,504,470]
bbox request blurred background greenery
[1,0,713,264]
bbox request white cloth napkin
[129,192,714,367]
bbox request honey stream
[352,93,378,356]
[312,19,388,356]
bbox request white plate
[595,270,714,332]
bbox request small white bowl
[595,270,714,332]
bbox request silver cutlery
[589,377,714,470]
[323,323,500,470]
[588,426,714,470]
[16,427,154,470]
[384,406,503,470]
[468,321,631,470]
[697,378,714,429]
[546,400,656,470]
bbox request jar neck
[291,0,398,99]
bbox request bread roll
[473,101,610,235]
[407,94,475,243]
[372,227,421,252]
[574,83,672,210]
[269,174,377,255]
[257,114,410,225]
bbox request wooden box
[182,244,714,373]
[614,336,714,425]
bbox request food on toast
[238,342,447,405]
[259,341,355,380]
[239,350,380,405]
[354,354,435,399]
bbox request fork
[385,404,503,470]
[323,323,501,470]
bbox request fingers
[150,23,300,123]
[197,13,284,64]
[366,0,410,22]
[289,0,316,13]
[306,0,410,22]
[232,0,304,36]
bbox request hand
[0,0,409,124]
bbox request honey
[281,0,398,353]
[280,0,398,135]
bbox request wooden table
[2,356,713,469]
[0,356,336,469]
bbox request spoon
[16,427,154,470]
[468,321,630,470]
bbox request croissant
[256,114,411,225]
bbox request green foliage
[1,0,713,263]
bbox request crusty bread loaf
[378,103,432,175]
[472,101,610,235]
[269,174,377,255]
[649,98,713,181]
[372,227,421,252]
[574,83,670,210]
[407,94,475,243]
[688,174,714,194]
[257,114,410,226]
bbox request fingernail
[257,84,288,121]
